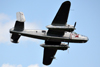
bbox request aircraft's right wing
[51,1,71,26]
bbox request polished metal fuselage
[10,28,88,43]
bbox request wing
[51,1,71,26]
[43,1,71,65]
[47,1,71,38]
[43,41,61,65]
[43,48,57,65]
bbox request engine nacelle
[46,25,75,32]
[40,43,69,50]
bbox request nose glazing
[87,37,89,41]
[84,36,89,42]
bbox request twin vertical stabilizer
[10,12,25,43]
[16,12,25,22]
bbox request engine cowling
[40,43,69,50]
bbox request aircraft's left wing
[43,48,57,65]
[43,41,61,65]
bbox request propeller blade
[67,48,69,54]
[74,22,77,28]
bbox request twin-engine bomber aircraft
[10,1,88,65]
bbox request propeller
[67,48,69,53]
[67,42,69,54]
[74,22,77,28]
[51,57,56,59]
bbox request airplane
[9,1,88,65]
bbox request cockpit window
[74,32,77,34]
[72,32,77,34]
[42,30,46,33]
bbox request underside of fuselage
[10,28,88,43]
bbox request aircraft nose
[81,36,89,43]
[86,37,89,41]
[84,36,89,42]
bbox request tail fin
[10,12,25,43]
[11,33,20,43]
[14,12,25,31]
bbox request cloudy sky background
[0,0,100,67]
